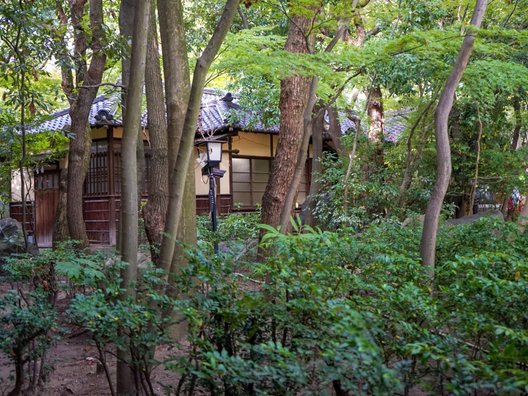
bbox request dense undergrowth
[1,215,527,395]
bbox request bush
[66,259,178,395]
[167,219,528,395]
[1,249,62,394]
[197,210,261,258]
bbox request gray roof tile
[32,88,410,143]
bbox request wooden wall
[196,194,232,215]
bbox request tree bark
[467,106,483,213]
[64,0,107,248]
[279,24,346,230]
[511,95,522,150]
[500,94,523,216]
[117,0,150,394]
[327,107,345,156]
[261,13,313,228]
[420,0,488,277]
[157,0,197,278]
[53,2,73,245]
[119,0,135,97]
[158,0,191,169]
[302,109,324,226]
[53,162,69,245]
[367,85,385,143]
[143,2,169,265]
[278,78,318,231]
[158,0,241,275]
[343,116,361,212]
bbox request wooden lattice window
[232,157,269,209]
[35,170,59,190]
[232,156,309,210]
[85,141,109,196]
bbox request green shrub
[168,219,528,395]
[66,259,178,395]
[1,249,63,394]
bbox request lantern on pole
[196,139,226,254]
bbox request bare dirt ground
[0,286,179,396]
[0,331,179,396]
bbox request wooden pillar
[107,126,117,246]
[228,136,233,213]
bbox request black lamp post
[197,139,225,254]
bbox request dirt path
[1,332,110,395]
[0,283,179,396]
[1,332,179,395]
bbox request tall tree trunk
[158,0,191,169]
[143,2,169,265]
[53,163,69,245]
[327,107,345,156]
[64,0,107,248]
[500,95,523,216]
[67,115,92,247]
[53,2,73,246]
[157,0,197,275]
[261,13,313,228]
[511,94,522,151]
[119,0,135,97]
[398,100,435,206]
[468,106,484,213]
[367,85,384,143]
[118,0,135,252]
[343,117,361,212]
[420,0,488,277]
[158,0,241,275]
[117,0,150,394]
[279,79,318,231]
[279,25,346,230]
[302,109,324,226]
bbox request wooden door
[34,171,59,248]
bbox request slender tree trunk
[64,0,107,248]
[398,100,435,206]
[279,78,318,231]
[367,86,384,142]
[302,110,324,226]
[158,0,241,275]
[511,95,522,150]
[468,106,483,213]
[53,162,69,245]
[167,160,196,340]
[119,0,135,94]
[261,13,313,228]
[117,0,150,394]
[500,97,522,217]
[143,2,169,265]
[420,0,488,277]
[118,0,135,252]
[157,0,197,278]
[158,0,191,169]
[327,107,345,156]
[18,70,28,251]
[343,117,361,212]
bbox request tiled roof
[32,88,411,142]
[33,89,256,135]
[384,109,411,142]
[336,108,411,142]
[33,95,126,133]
